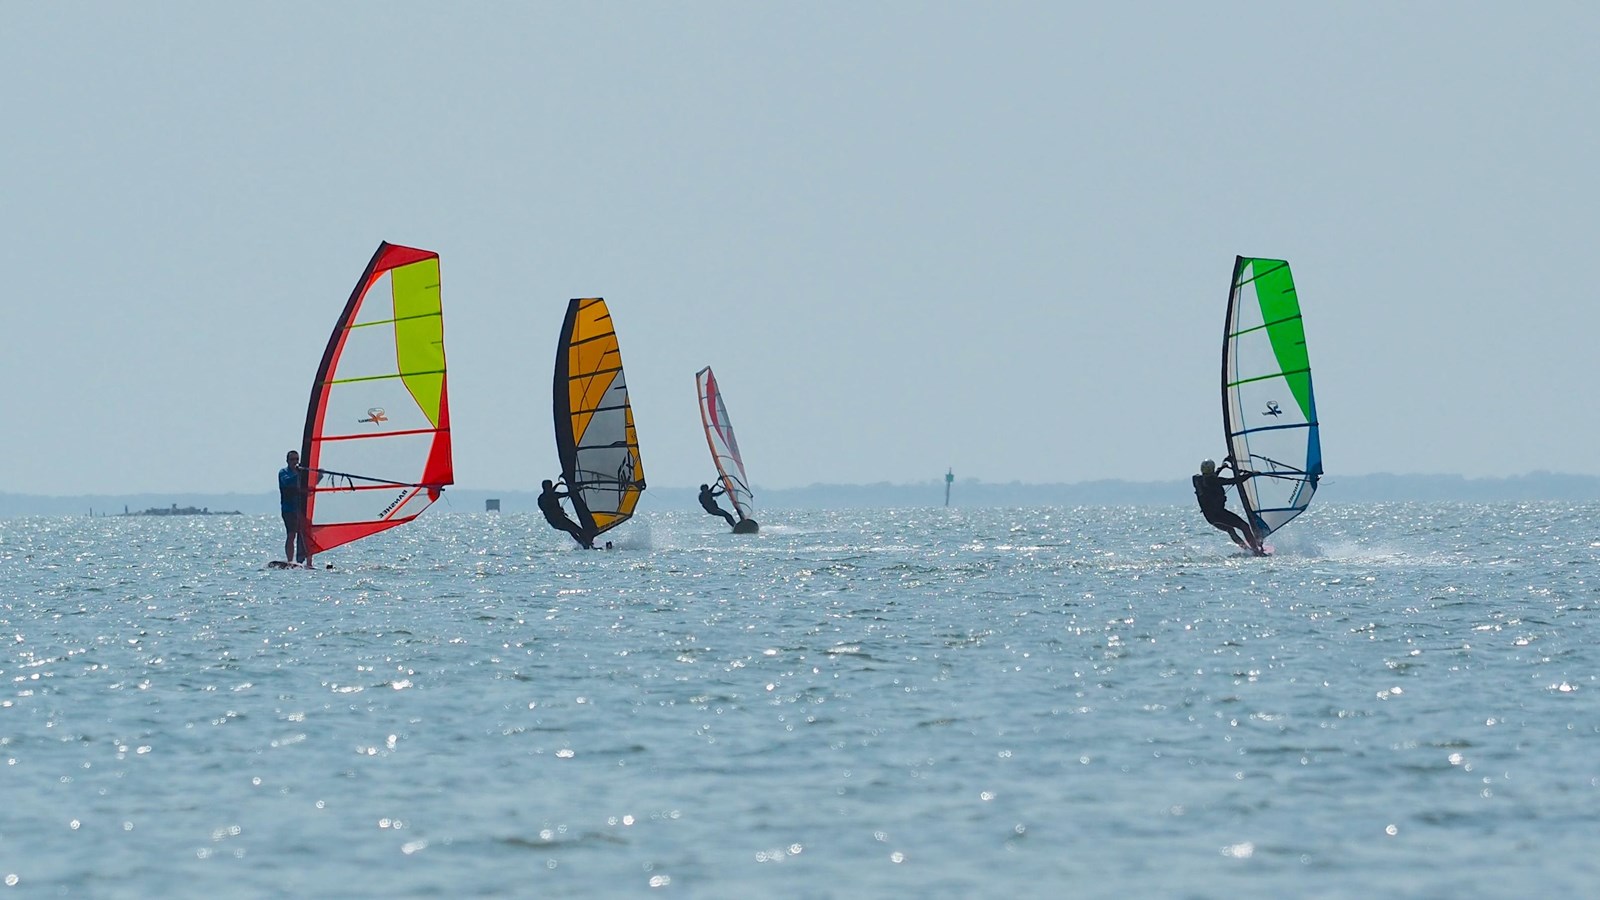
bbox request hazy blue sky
[4,3,1595,495]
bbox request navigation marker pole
[945,468,954,507]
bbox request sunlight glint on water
[2,503,1598,897]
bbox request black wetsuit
[539,485,593,548]
[699,485,736,527]
[1193,471,1255,544]
[279,464,309,563]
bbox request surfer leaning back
[1193,457,1263,554]
[539,478,596,549]
[698,482,737,528]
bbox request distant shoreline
[114,504,244,517]
[6,472,1600,518]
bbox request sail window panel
[329,318,407,380]
[314,430,435,484]
[312,484,428,528]
[1230,278,1270,333]
[348,271,395,326]
[320,371,438,438]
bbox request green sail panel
[1222,256,1322,540]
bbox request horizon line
[6,470,1600,499]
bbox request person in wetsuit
[698,482,737,528]
[1193,458,1262,553]
[278,450,313,566]
[539,478,595,549]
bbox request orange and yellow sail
[553,298,645,537]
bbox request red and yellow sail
[301,242,452,554]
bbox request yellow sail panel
[564,298,622,449]
[553,298,646,537]
[390,257,447,428]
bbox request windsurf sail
[695,366,755,522]
[300,242,452,555]
[553,298,646,538]
[1222,256,1321,541]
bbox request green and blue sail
[1222,256,1322,540]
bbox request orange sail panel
[301,242,452,555]
[553,298,646,538]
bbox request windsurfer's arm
[1219,457,1256,482]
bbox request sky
[3,3,1596,495]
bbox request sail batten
[553,298,646,538]
[1228,366,1312,389]
[695,366,757,526]
[1229,313,1305,337]
[1231,421,1319,439]
[1221,256,1321,541]
[300,242,453,556]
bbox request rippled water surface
[3,504,1598,898]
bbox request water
[2,504,1597,898]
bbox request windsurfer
[278,450,313,566]
[540,478,595,549]
[698,482,737,528]
[1193,458,1263,554]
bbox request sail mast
[1220,255,1256,527]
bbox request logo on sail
[378,490,408,518]
[359,407,388,426]
[1262,401,1282,417]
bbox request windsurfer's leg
[558,519,593,548]
[1221,510,1262,552]
[569,522,595,549]
[719,510,736,527]
[1229,516,1262,552]
[1205,510,1248,549]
